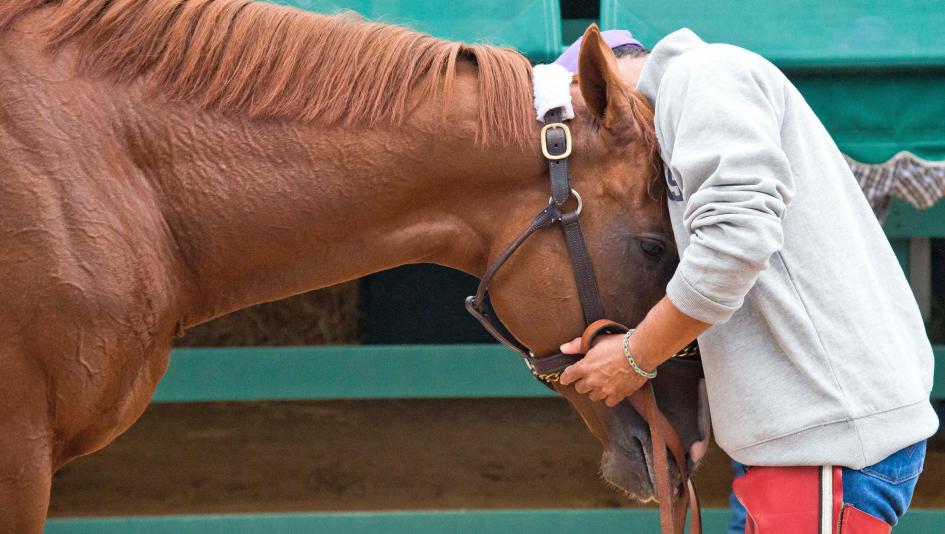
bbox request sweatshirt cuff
[666,270,740,325]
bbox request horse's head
[483,26,707,501]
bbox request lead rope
[630,383,702,534]
[580,320,702,534]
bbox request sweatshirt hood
[636,28,707,103]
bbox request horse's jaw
[597,379,711,501]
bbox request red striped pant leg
[733,466,842,534]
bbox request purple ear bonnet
[554,29,644,73]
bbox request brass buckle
[540,123,572,160]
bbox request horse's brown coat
[0,1,698,530]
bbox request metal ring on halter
[548,189,582,215]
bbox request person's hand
[558,333,648,407]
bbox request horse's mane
[0,0,534,146]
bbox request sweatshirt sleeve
[659,49,796,325]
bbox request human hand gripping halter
[464,63,703,534]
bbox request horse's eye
[639,238,665,258]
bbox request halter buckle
[540,123,572,160]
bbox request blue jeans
[727,440,926,532]
[727,461,748,534]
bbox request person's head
[612,43,649,87]
[612,43,649,59]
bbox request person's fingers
[689,438,709,464]
[604,395,622,408]
[589,389,606,402]
[689,379,711,463]
[559,359,589,385]
[573,378,592,395]
[559,337,582,354]
[559,365,578,385]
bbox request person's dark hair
[613,44,649,59]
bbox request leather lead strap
[580,320,702,534]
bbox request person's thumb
[559,337,582,354]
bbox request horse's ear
[578,24,635,139]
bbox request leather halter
[465,107,702,534]
[465,108,605,381]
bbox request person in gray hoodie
[554,28,938,533]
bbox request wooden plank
[562,18,595,43]
[153,345,554,402]
[599,0,945,69]
[933,345,945,400]
[154,343,945,402]
[897,510,945,532]
[41,508,945,533]
[268,1,563,63]
[884,200,945,238]
[910,237,933,321]
[889,237,911,274]
[44,509,729,534]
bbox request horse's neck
[144,94,541,327]
[0,11,546,330]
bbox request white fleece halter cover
[532,63,575,123]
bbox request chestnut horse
[0,0,705,529]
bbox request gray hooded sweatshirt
[636,29,938,468]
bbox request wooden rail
[42,509,945,533]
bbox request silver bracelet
[623,329,657,379]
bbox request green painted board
[267,0,562,62]
[153,345,554,402]
[600,1,945,163]
[884,200,944,401]
[562,18,596,44]
[786,70,945,163]
[888,237,910,275]
[154,343,943,402]
[600,0,945,68]
[884,200,945,238]
[46,509,723,534]
[934,345,945,400]
[41,508,945,533]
